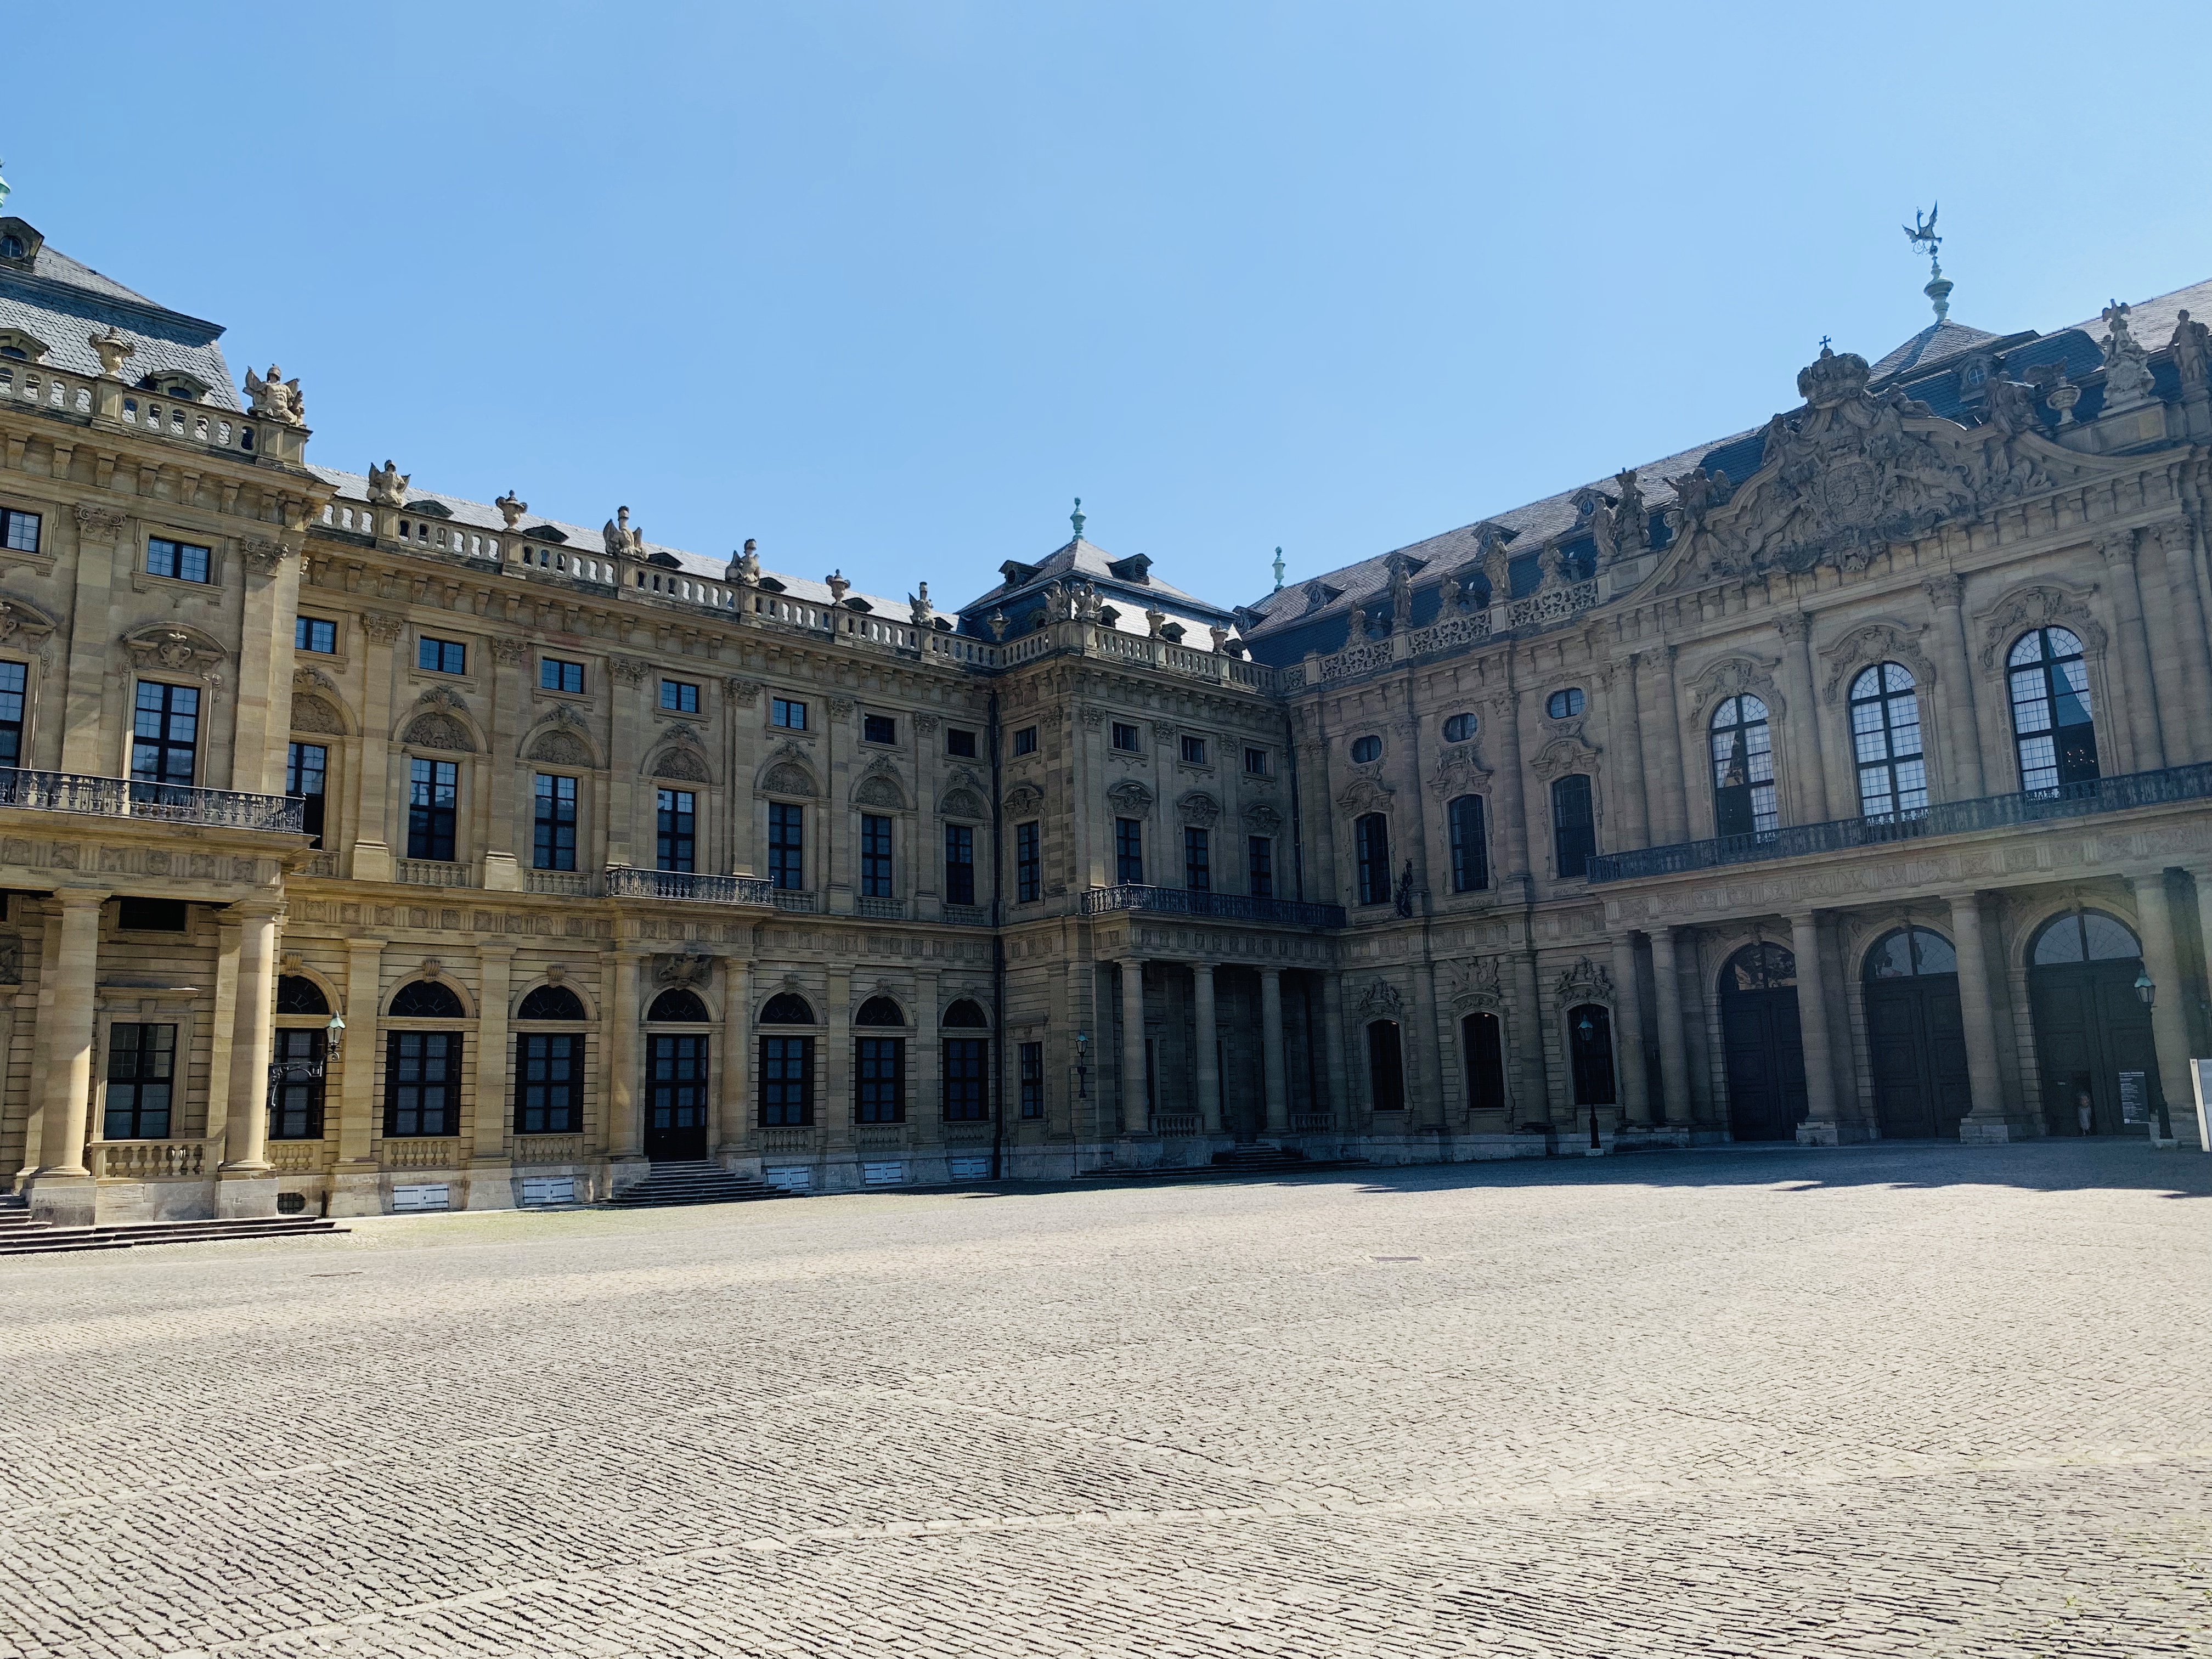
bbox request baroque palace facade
[5,202,2212,1224]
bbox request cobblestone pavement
[3,1142,2209,1659]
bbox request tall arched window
[2009,627,2097,794]
[385,979,464,1138]
[943,1000,990,1121]
[1709,696,1775,838]
[1461,1011,1505,1114]
[1355,812,1391,905]
[1551,775,1595,878]
[1447,795,1488,893]
[514,983,586,1135]
[1850,663,1926,817]
[1366,1020,1405,1111]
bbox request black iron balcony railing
[1081,883,1348,928]
[1588,761,2212,884]
[0,768,304,832]
[604,867,776,906]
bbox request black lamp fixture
[2133,969,2156,1009]
[1074,1029,1090,1099]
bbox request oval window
[1442,713,1477,743]
[1350,735,1383,764]
[1546,687,1585,719]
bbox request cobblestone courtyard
[3,1143,2208,1658]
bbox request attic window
[0,236,22,260]
[1106,554,1152,584]
[0,348,21,363]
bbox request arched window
[1366,1020,1405,1111]
[388,979,465,1019]
[1849,663,1926,818]
[1447,795,1488,893]
[1723,942,1796,991]
[647,988,710,1022]
[760,992,816,1024]
[1864,926,1957,979]
[2008,627,2097,794]
[2030,910,2141,965]
[517,985,587,1021]
[1547,687,1585,719]
[855,995,906,1026]
[942,998,989,1028]
[1355,812,1391,905]
[1551,775,1595,878]
[1709,695,1775,838]
[1461,1011,1505,1113]
[1442,712,1477,743]
[1350,734,1383,764]
[275,975,329,1014]
[1566,1003,1616,1107]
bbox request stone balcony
[603,866,775,907]
[1080,884,1348,929]
[0,768,303,833]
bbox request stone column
[1776,614,1831,823]
[330,939,384,1215]
[32,891,106,1176]
[232,542,303,793]
[2096,537,2167,772]
[1511,945,1551,1125]
[825,701,854,915]
[222,901,282,1173]
[915,966,942,1126]
[1653,644,1690,844]
[1492,688,1531,881]
[606,659,651,868]
[824,966,853,1159]
[1609,933,1651,1125]
[1922,575,1987,797]
[1947,893,2018,1142]
[1260,966,1289,1134]
[719,957,751,1163]
[469,944,515,1206]
[607,946,646,1167]
[1788,911,1854,1143]
[2153,522,2212,763]
[2131,870,2197,1144]
[1319,970,1348,1127]
[201,916,242,1156]
[1649,927,1694,1126]
[1612,653,1650,849]
[481,640,525,891]
[1192,963,1221,1133]
[61,508,127,776]
[353,613,404,882]
[1119,958,1147,1133]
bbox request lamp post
[2132,973,2176,1139]
[1576,1009,1602,1150]
[267,1011,345,1116]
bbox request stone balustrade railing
[380,1137,461,1170]
[89,1140,208,1179]
[604,866,775,906]
[0,769,303,832]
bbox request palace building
[5,201,2210,1223]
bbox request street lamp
[2134,970,2156,1009]
[1576,1011,1602,1150]
[1074,1029,1090,1099]
[2128,973,2174,1138]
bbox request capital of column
[53,887,111,911]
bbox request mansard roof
[0,218,239,409]
[308,465,942,624]
[960,534,1229,620]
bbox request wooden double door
[2030,961,2159,1135]
[1863,975,1972,1139]
[1720,982,1807,1141]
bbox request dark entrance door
[1718,943,1807,1141]
[2027,911,2158,1135]
[646,1034,710,1160]
[1861,926,1972,1139]
[1566,1004,1616,1109]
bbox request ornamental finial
[1070,496,1085,541]
[1272,546,1285,592]
[1904,204,1949,321]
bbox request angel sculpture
[366,460,410,506]
[244,364,304,425]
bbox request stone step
[1086,1156,1373,1182]
[0,1235,136,1257]
[96,1219,346,1244]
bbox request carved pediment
[1974,580,2107,668]
[529,729,592,766]
[654,951,715,989]
[1336,770,1392,816]
[1554,956,1614,1006]
[1528,733,1601,784]
[758,742,819,799]
[1177,790,1221,826]
[402,712,475,752]
[650,746,710,782]
[1002,780,1044,816]
[1445,956,1504,1010]
[0,596,57,645]
[1819,620,1936,704]
[1357,978,1403,1017]
[852,756,912,811]
[939,787,987,821]
[123,623,225,678]
[1429,742,1493,798]
[1684,654,1781,718]
[290,693,348,736]
[1241,801,1283,834]
[1105,779,1154,815]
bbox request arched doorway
[645,988,712,1160]
[1566,1004,1616,1112]
[1861,927,1970,1139]
[1718,943,1806,1141]
[2028,910,2158,1135]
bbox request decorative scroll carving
[73,504,129,540]
[489,636,530,667]
[608,656,650,686]
[360,612,407,644]
[1002,781,1044,816]
[654,951,715,988]
[1444,957,1504,1011]
[529,729,592,766]
[1974,581,2107,668]
[290,695,348,736]
[1684,654,1782,718]
[1429,741,1493,799]
[1554,956,1615,1006]
[402,713,475,752]
[1357,979,1403,1017]
[650,747,709,782]
[1176,790,1221,826]
[123,623,225,678]
[724,676,763,706]
[1528,733,1601,784]
[0,597,58,645]
[239,535,292,575]
[1241,802,1284,834]
[758,743,819,799]
[1336,773,1392,816]
[1105,779,1154,814]
[1819,621,1937,704]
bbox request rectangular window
[771,696,806,729]
[1248,835,1274,899]
[944,823,975,906]
[862,713,896,744]
[0,507,40,554]
[534,774,578,871]
[768,801,805,889]
[1115,817,1144,885]
[1183,826,1210,891]
[1180,735,1207,765]
[407,758,459,861]
[1355,813,1391,906]
[103,1023,176,1139]
[945,727,977,758]
[1019,1041,1044,1119]
[540,658,585,693]
[270,1028,325,1141]
[860,814,894,897]
[146,537,211,583]
[1551,775,1596,880]
[1015,820,1040,904]
[130,681,199,801]
[294,617,337,653]
[661,679,700,713]
[857,1036,905,1122]
[656,788,696,873]
[0,659,23,768]
[1111,721,1140,752]
[1244,746,1269,775]
[944,1037,990,1120]
[1448,794,1489,893]
[1013,725,1038,756]
[760,1034,814,1125]
[117,897,187,932]
[515,1032,579,1133]
[1368,1020,1406,1112]
[417,636,467,675]
[286,742,328,848]
[385,1030,460,1136]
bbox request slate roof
[0,224,239,410]
[309,466,940,624]
[1865,319,2004,382]
[960,535,1225,616]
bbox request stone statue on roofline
[1386,555,1414,628]
[2169,309,2210,393]
[603,506,646,559]
[1980,362,2045,440]
[1609,467,1649,555]
[730,539,761,584]
[2100,299,2155,411]
[495,489,527,528]
[366,460,409,507]
[910,582,932,627]
[245,364,304,425]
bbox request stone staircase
[605,1161,785,1209]
[0,1194,346,1257]
[1087,1143,1370,1181]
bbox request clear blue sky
[13,3,2212,611]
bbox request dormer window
[0,348,22,363]
[0,236,23,260]
[1106,553,1152,584]
[0,329,47,363]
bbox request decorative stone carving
[1444,956,1504,1011]
[1528,733,1602,784]
[489,636,529,667]
[360,612,407,644]
[123,623,225,678]
[1429,741,1492,798]
[1974,582,2107,668]
[402,712,475,752]
[2169,310,2210,393]
[1077,707,1104,729]
[655,951,715,988]
[724,676,763,706]
[529,729,592,766]
[759,743,819,799]
[730,539,760,584]
[855,773,905,810]
[244,364,304,425]
[1553,957,1615,1006]
[1336,773,1392,816]
[650,745,710,782]
[1386,555,1415,629]
[239,535,291,575]
[89,329,134,377]
[1819,621,1937,704]
[366,461,410,506]
[290,695,347,736]
[940,788,987,821]
[0,597,56,646]
[1177,790,1221,827]
[1607,467,1649,555]
[495,489,527,527]
[608,656,650,686]
[1241,801,1283,834]
[602,506,646,560]
[1774,611,1814,645]
[1105,779,1154,815]
[1685,654,1781,716]
[827,697,855,720]
[72,504,128,540]
[1357,979,1403,1017]
[1002,781,1044,816]
[1921,573,1964,609]
[915,714,941,736]
[2098,300,2155,411]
